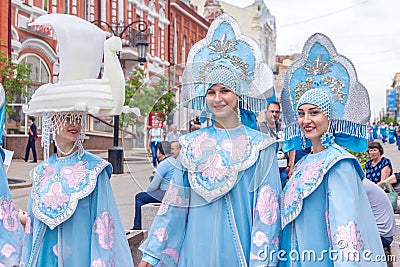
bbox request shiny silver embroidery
[181,126,275,203]
[31,157,110,230]
[281,145,358,228]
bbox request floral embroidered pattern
[60,161,87,188]
[283,179,299,211]
[161,248,180,265]
[52,244,58,257]
[255,185,278,225]
[190,132,216,158]
[91,258,106,267]
[0,198,19,231]
[25,216,33,234]
[198,154,227,182]
[158,183,187,216]
[41,182,69,210]
[39,165,56,187]
[152,228,168,242]
[221,135,248,161]
[301,160,323,186]
[93,212,115,250]
[1,244,16,258]
[333,221,364,261]
[251,233,279,260]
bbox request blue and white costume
[139,14,281,266]
[280,33,385,266]
[20,14,133,267]
[0,84,24,266]
[20,152,132,266]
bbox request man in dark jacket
[24,116,37,163]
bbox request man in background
[24,116,37,163]
[258,102,294,187]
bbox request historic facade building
[0,0,209,157]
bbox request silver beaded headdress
[281,33,370,152]
[181,13,275,113]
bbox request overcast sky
[222,0,400,120]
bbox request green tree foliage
[0,51,31,114]
[123,68,176,128]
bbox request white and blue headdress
[281,33,370,152]
[181,13,275,125]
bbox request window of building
[182,35,186,64]
[7,54,50,135]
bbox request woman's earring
[320,131,335,148]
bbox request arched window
[7,54,50,135]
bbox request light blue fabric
[0,148,24,266]
[139,126,282,266]
[147,156,176,192]
[20,151,133,267]
[280,144,385,266]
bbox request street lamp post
[93,19,149,174]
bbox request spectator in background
[396,122,400,150]
[166,124,181,142]
[363,178,396,263]
[189,117,201,132]
[147,119,163,168]
[258,101,294,187]
[372,121,378,140]
[366,141,392,184]
[132,141,176,230]
[24,116,37,163]
[170,141,181,159]
[388,122,395,144]
[380,122,388,143]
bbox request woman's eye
[311,111,320,115]
[298,112,305,117]
[207,91,215,95]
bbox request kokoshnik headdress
[281,33,370,153]
[23,14,125,160]
[181,13,275,121]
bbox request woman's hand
[18,209,27,228]
[138,261,153,267]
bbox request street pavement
[7,143,400,266]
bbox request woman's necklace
[55,139,78,156]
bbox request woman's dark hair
[368,141,384,155]
[158,141,171,156]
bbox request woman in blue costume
[0,84,24,266]
[280,33,385,266]
[388,123,395,144]
[380,123,388,143]
[20,14,133,266]
[139,14,281,267]
[372,122,378,140]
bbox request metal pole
[92,19,147,174]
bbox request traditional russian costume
[280,33,385,266]
[20,14,133,267]
[139,14,281,266]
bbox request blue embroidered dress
[388,126,395,144]
[280,144,385,266]
[139,125,282,266]
[20,151,133,267]
[0,149,24,266]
